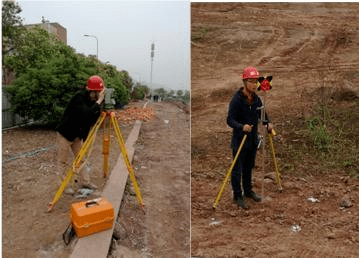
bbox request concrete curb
[70,119,143,258]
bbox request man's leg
[243,147,261,202]
[231,148,249,209]
[56,133,75,194]
[231,152,242,200]
[71,137,97,190]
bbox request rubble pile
[116,107,155,124]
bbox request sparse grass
[191,26,209,42]
[278,99,359,178]
[307,116,331,151]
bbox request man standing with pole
[227,67,273,209]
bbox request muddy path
[109,101,191,257]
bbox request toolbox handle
[85,200,100,207]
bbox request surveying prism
[48,105,144,212]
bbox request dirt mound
[312,86,358,102]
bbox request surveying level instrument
[213,134,248,210]
[48,111,144,212]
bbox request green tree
[131,82,150,99]
[183,90,190,103]
[4,12,132,125]
[168,90,175,98]
[6,48,87,125]
[177,89,184,97]
[2,0,26,83]
[4,26,65,77]
[98,64,131,106]
[2,1,24,56]
[154,87,167,99]
[119,70,134,92]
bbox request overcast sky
[17,0,190,91]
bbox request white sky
[17,0,190,91]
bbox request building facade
[24,22,67,44]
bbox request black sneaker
[245,191,262,202]
[234,197,250,209]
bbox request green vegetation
[131,82,150,99]
[152,88,190,104]
[191,26,209,42]
[2,1,132,127]
[278,99,359,178]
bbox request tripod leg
[110,113,144,208]
[268,133,283,192]
[213,134,247,210]
[103,116,111,178]
[48,113,106,212]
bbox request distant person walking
[56,75,106,194]
[227,67,273,209]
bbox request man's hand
[267,123,274,133]
[243,124,253,133]
[96,88,106,105]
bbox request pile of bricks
[115,107,154,124]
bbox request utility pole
[150,42,155,99]
[150,42,155,84]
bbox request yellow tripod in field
[48,111,144,212]
[212,129,282,210]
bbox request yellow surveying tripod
[48,111,144,212]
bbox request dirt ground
[109,100,190,257]
[2,99,190,257]
[191,3,359,257]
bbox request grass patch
[279,100,359,178]
[191,26,209,42]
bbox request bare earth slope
[191,3,359,257]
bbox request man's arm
[227,94,244,131]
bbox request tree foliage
[6,43,88,125]
[177,89,184,97]
[168,90,175,98]
[154,87,167,98]
[132,82,150,99]
[2,1,25,58]
[3,17,132,126]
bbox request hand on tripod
[266,123,274,133]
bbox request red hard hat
[87,75,104,91]
[242,67,260,79]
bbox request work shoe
[79,182,98,190]
[234,197,250,209]
[245,191,262,202]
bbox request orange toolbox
[71,198,114,238]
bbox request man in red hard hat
[227,67,273,209]
[56,75,106,194]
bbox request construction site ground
[2,99,190,257]
[191,3,359,257]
